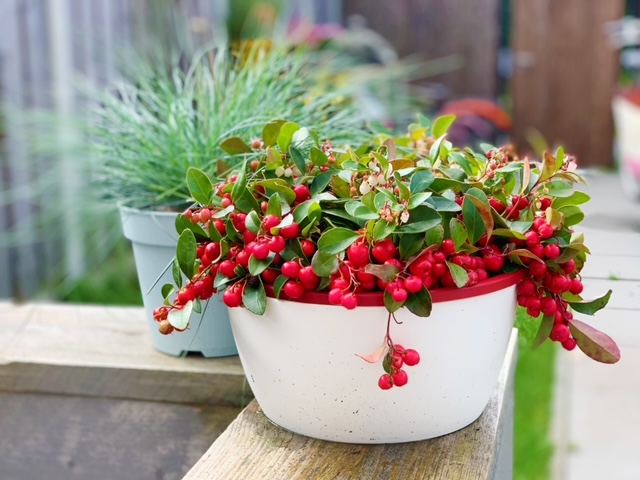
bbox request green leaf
[231,166,260,213]
[568,290,612,315]
[425,224,444,247]
[310,170,335,196]
[552,191,590,209]
[175,214,210,241]
[293,200,319,225]
[311,251,339,277]
[399,205,442,234]
[538,152,558,183]
[532,314,555,348]
[273,274,288,298]
[384,290,403,312]
[168,300,193,330]
[569,318,620,364]
[393,172,412,201]
[310,146,328,165]
[373,219,396,240]
[266,193,282,217]
[545,180,574,197]
[446,262,469,288]
[399,233,425,259]
[186,168,213,205]
[177,229,197,280]
[410,169,435,193]
[432,114,457,138]
[462,196,486,245]
[450,217,468,250]
[265,147,282,169]
[161,283,175,300]
[289,146,307,174]
[254,179,296,205]
[249,254,273,276]
[172,259,182,289]
[220,136,252,155]
[429,135,447,161]
[558,205,584,227]
[408,192,432,209]
[277,122,300,152]
[242,280,267,315]
[317,227,361,255]
[262,119,286,147]
[404,287,433,317]
[364,264,399,283]
[426,196,461,212]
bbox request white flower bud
[400,210,410,224]
[275,166,285,177]
[359,182,372,195]
[284,167,293,177]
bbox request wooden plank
[580,278,640,311]
[0,303,247,405]
[342,0,501,98]
[183,330,518,480]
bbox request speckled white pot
[120,206,237,358]
[228,272,522,443]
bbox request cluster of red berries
[377,343,421,390]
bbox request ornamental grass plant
[155,116,619,389]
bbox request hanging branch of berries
[153,117,620,389]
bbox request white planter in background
[612,95,640,201]
[229,272,522,444]
[119,206,237,358]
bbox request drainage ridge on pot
[119,206,237,358]
[229,271,522,444]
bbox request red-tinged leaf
[539,152,557,182]
[364,264,399,283]
[532,314,554,348]
[568,290,612,315]
[384,138,397,160]
[492,228,526,240]
[521,157,531,195]
[508,248,544,263]
[220,136,252,155]
[569,318,621,364]
[465,194,494,241]
[355,341,388,363]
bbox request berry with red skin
[219,260,237,278]
[467,270,479,286]
[529,261,547,277]
[177,287,196,305]
[262,215,280,231]
[298,266,320,290]
[554,310,565,324]
[251,138,263,149]
[570,278,584,295]
[391,353,404,369]
[252,243,270,261]
[223,288,243,308]
[281,261,301,279]
[392,288,408,303]
[403,349,420,366]
[328,288,343,305]
[204,242,221,260]
[260,201,268,212]
[341,292,358,310]
[537,224,554,240]
[158,319,174,335]
[533,217,547,231]
[410,259,433,276]
[422,273,435,289]
[544,243,561,260]
[153,306,169,321]
[359,279,377,291]
[477,268,489,282]
[293,184,311,203]
[432,263,447,278]
[562,338,577,351]
[384,258,404,270]
[197,245,206,259]
[261,268,280,284]
[526,296,541,312]
[199,208,212,222]
[440,271,456,288]
[347,242,370,268]
[513,195,529,210]
[433,251,446,263]
[331,277,350,291]
[244,230,257,243]
[525,231,540,247]
[221,197,232,208]
[301,239,316,258]
[561,259,577,275]
[529,244,545,260]
[441,239,456,255]
[506,207,521,220]
[517,279,537,297]
[489,197,506,214]
[550,275,571,294]
[378,374,393,390]
[213,219,226,235]
[483,250,505,272]
[235,250,250,268]
[517,295,529,307]
[283,281,305,299]
[267,235,286,253]
[404,276,423,293]
[539,197,552,210]
[550,324,571,343]
[392,369,409,387]
[540,296,558,316]
[280,222,301,239]
[371,239,398,263]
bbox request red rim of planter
[264,269,525,306]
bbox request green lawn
[54,244,557,477]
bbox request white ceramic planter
[229,272,522,443]
[612,95,640,201]
[119,206,237,358]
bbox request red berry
[392,288,408,303]
[537,224,554,240]
[529,244,545,260]
[432,263,447,278]
[204,242,221,260]
[293,184,311,203]
[153,306,169,321]
[281,261,301,279]
[268,235,286,253]
[261,268,279,284]
[244,230,257,243]
[569,278,584,295]
[223,288,242,308]
[299,266,320,290]
[328,288,343,305]
[404,276,423,293]
[391,353,404,369]
[331,277,350,291]
[219,260,237,278]
[517,279,537,297]
[526,296,541,312]
[262,215,280,231]
[280,222,301,239]
[441,239,456,255]
[544,244,561,260]
[539,197,552,210]
[483,252,504,272]
[301,239,316,258]
[562,338,577,351]
[199,208,212,222]
[529,261,547,277]
[403,349,420,366]
[550,275,571,294]
[378,374,393,390]
[533,217,547,230]
[550,324,571,343]
[213,219,226,235]
[236,250,250,268]
[540,296,557,316]
[283,281,305,299]
[525,231,540,247]
[252,243,270,260]
[489,197,506,214]
[517,295,529,307]
[340,292,358,310]
[561,259,577,275]
[347,242,370,268]
[392,369,409,387]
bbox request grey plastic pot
[119,206,237,357]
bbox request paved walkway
[553,171,640,480]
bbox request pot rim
[264,269,525,306]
